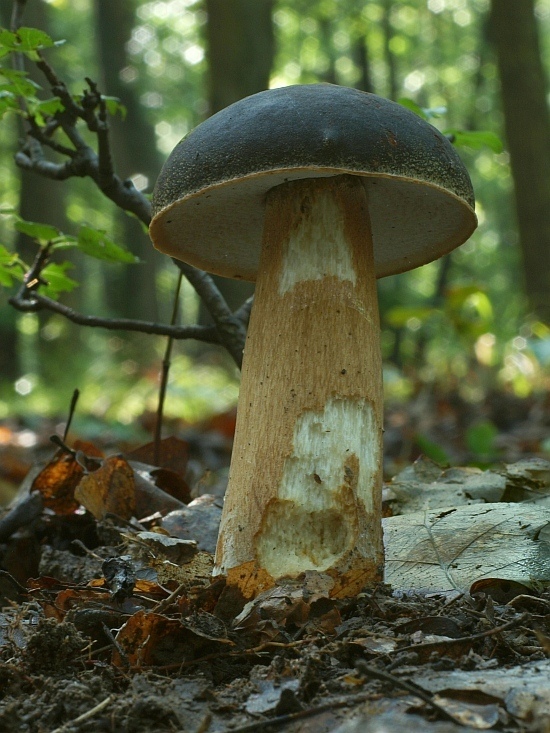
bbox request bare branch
[8,30,251,366]
[173,261,247,367]
[8,289,221,344]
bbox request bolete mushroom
[150,84,477,599]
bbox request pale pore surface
[255,396,379,578]
[278,189,356,295]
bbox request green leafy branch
[0,23,249,367]
[399,97,503,153]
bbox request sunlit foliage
[0,0,549,425]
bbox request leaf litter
[0,433,549,732]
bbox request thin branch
[174,260,248,367]
[8,289,221,343]
[10,38,251,365]
[10,0,28,32]
[234,295,254,327]
[50,695,114,733]
[154,270,183,462]
[355,660,464,726]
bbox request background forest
[0,0,549,458]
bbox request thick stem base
[215,175,384,598]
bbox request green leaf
[77,225,139,264]
[0,67,40,96]
[16,27,55,51]
[399,98,446,121]
[102,96,127,119]
[0,244,23,287]
[466,420,498,458]
[15,220,61,242]
[0,29,18,55]
[398,97,428,120]
[41,262,78,298]
[416,434,450,466]
[445,129,503,153]
[385,305,437,328]
[51,235,78,251]
[0,95,18,119]
[33,97,64,116]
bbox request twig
[174,261,247,367]
[49,695,113,733]
[154,270,183,464]
[63,389,80,442]
[10,0,28,32]
[390,611,530,656]
[151,581,187,615]
[355,660,463,725]
[228,690,379,733]
[0,570,28,596]
[101,623,131,669]
[10,32,252,366]
[8,289,220,342]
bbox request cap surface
[150,84,477,280]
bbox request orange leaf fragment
[32,452,83,515]
[113,610,186,667]
[31,440,104,515]
[75,455,136,520]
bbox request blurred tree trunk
[93,0,163,321]
[204,0,275,313]
[382,0,398,100]
[3,2,71,381]
[206,0,275,115]
[490,0,550,323]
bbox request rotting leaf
[31,441,103,515]
[384,503,550,593]
[233,574,337,640]
[126,436,190,477]
[125,531,213,586]
[74,455,135,520]
[113,609,229,668]
[470,578,535,604]
[245,678,300,715]
[430,694,500,729]
[135,532,198,565]
[161,495,223,554]
[102,556,136,602]
[396,616,463,639]
[113,610,188,667]
[416,659,550,721]
[132,466,187,518]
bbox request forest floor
[0,388,549,733]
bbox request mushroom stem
[215,175,384,598]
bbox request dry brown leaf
[31,441,103,515]
[75,455,136,520]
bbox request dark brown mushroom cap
[150,84,476,280]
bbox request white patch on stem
[255,396,379,578]
[278,190,357,295]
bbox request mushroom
[150,85,477,599]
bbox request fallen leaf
[74,455,135,520]
[384,503,550,593]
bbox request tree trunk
[490,0,550,322]
[204,0,275,313]
[205,0,275,115]
[6,2,72,381]
[93,0,163,321]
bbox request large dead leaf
[389,456,550,514]
[384,503,550,593]
[416,659,550,722]
[31,441,102,515]
[74,455,135,520]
